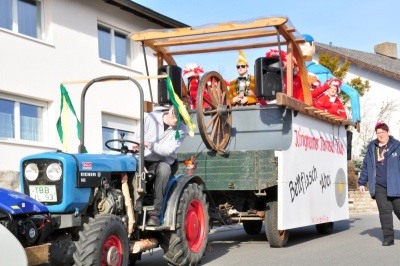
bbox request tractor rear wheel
[161,183,209,265]
[73,214,129,266]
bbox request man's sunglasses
[236,65,247,69]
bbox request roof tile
[315,42,400,81]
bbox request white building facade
[315,43,400,160]
[0,0,184,180]
[347,65,400,157]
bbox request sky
[133,0,400,80]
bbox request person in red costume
[182,63,211,109]
[265,49,304,102]
[309,73,328,103]
[313,78,347,119]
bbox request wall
[348,190,378,214]
[346,64,400,159]
[0,0,162,176]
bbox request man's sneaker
[147,213,160,226]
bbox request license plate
[29,185,57,202]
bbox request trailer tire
[161,183,209,265]
[243,220,263,235]
[265,201,288,248]
[73,214,129,266]
[316,222,334,234]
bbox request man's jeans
[146,160,178,214]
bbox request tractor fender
[161,174,205,229]
[0,187,49,215]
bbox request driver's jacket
[133,110,188,165]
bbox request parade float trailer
[131,16,358,247]
[14,16,359,266]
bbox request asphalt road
[137,212,400,266]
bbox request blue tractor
[18,76,209,265]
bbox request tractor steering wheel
[105,139,140,154]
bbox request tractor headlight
[46,163,62,181]
[25,163,39,181]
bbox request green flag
[166,77,196,139]
[56,84,87,153]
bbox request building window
[98,23,131,66]
[102,127,134,152]
[0,0,44,39]
[0,99,14,138]
[0,97,45,142]
[102,113,137,152]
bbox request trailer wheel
[196,71,232,152]
[161,183,209,265]
[265,201,288,247]
[316,222,334,234]
[73,214,129,266]
[243,220,263,235]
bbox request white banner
[278,113,349,230]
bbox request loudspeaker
[254,57,283,100]
[158,65,182,105]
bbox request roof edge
[103,0,189,28]
[315,43,400,81]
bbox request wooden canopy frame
[130,16,352,126]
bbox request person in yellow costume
[229,50,257,106]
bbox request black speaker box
[158,65,182,105]
[254,57,283,100]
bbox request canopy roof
[130,16,305,66]
[130,16,354,126]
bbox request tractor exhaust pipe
[121,173,135,236]
[131,238,158,253]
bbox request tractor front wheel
[73,214,129,266]
[161,183,209,265]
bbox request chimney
[374,42,398,59]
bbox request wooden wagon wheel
[196,71,232,151]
